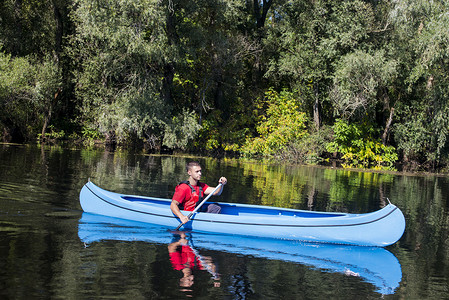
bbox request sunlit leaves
[241,89,308,157]
[326,119,398,170]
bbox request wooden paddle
[175,183,223,230]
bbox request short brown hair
[186,161,201,172]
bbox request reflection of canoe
[80,181,405,246]
[78,213,403,295]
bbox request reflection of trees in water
[308,188,318,210]
[2,145,449,299]
[33,147,449,292]
[235,160,397,212]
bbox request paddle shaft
[175,183,223,230]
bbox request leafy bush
[0,52,36,140]
[241,89,308,157]
[81,126,102,146]
[278,126,334,164]
[0,52,62,142]
[326,119,398,170]
[163,109,201,150]
[393,107,430,162]
[37,125,65,141]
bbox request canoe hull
[79,181,405,246]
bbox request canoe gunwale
[84,182,174,220]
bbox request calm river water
[0,144,448,299]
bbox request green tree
[265,0,378,130]
[330,50,398,122]
[0,0,72,142]
[0,52,63,142]
[69,0,180,147]
[167,0,259,153]
[388,0,449,167]
[0,52,35,141]
[0,0,61,56]
[34,55,63,141]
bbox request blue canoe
[78,213,402,295]
[79,181,405,247]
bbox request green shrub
[163,109,201,150]
[81,126,102,146]
[326,119,398,170]
[241,89,308,157]
[278,126,333,164]
[37,125,65,141]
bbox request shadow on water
[78,213,402,295]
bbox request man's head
[186,161,202,182]
[186,161,201,172]
[179,271,194,287]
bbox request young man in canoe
[171,161,227,225]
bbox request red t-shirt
[172,182,209,211]
[169,245,204,271]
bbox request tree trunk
[382,107,394,145]
[163,63,174,105]
[52,0,63,55]
[14,0,23,55]
[162,7,178,106]
[41,88,61,142]
[313,83,321,130]
[253,0,273,29]
[41,110,52,141]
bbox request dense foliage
[1,0,449,171]
[326,119,398,170]
[241,89,308,157]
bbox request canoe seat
[219,204,345,218]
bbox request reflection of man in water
[168,233,220,288]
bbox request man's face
[179,274,194,287]
[188,166,202,181]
